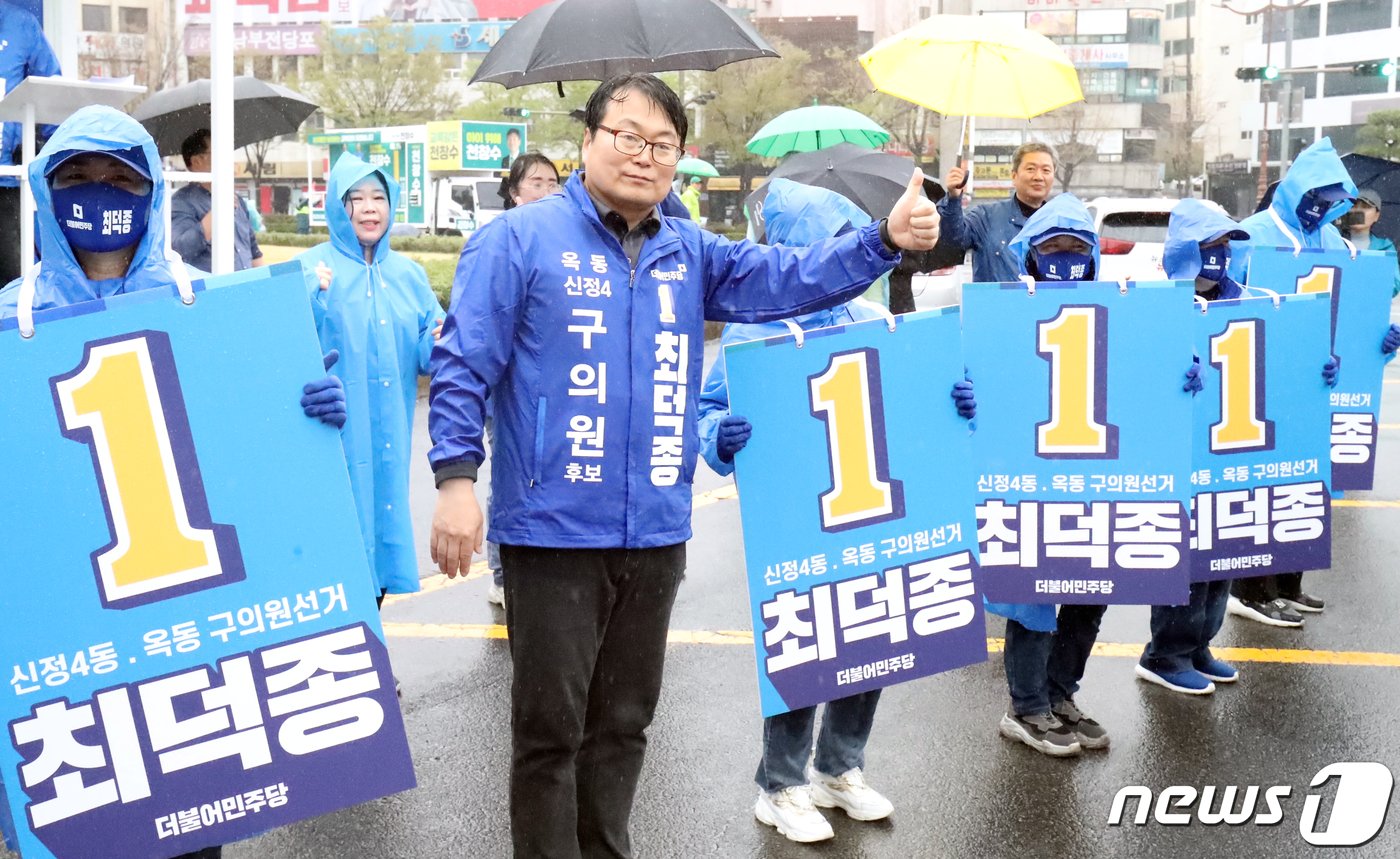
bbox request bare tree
[1037,103,1102,193]
[302,18,457,127]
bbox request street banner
[1244,246,1395,489]
[309,127,428,227]
[0,265,415,859]
[726,309,985,718]
[962,280,1195,605]
[1189,292,1333,582]
[426,121,528,172]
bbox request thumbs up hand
[886,169,941,251]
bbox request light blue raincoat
[697,179,890,475]
[0,105,195,315]
[0,103,206,852]
[986,193,1102,633]
[1163,198,1247,300]
[1230,137,1357,282]
[297,152,443,595]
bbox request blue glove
[1383,324,1400,355]
[951,377,976,420]
[717,414,752,463]
[1183,360,1203,395]
[302,349,347,429]
[1322,356,1339,388]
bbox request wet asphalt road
[15,343,1400,859]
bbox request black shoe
[1227,596,1304,628]
[998,711,1082,757]
[1280,591,1324,613]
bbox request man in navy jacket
[428,73,940,858]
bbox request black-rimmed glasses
[595,123,683,166]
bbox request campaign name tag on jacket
[1243,246,1394,490]
[726,308,985,718]
[962,279,1195,605]
[1188,291,1333,582]
[0,265,415,859]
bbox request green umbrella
[746,105,891,159]
[676,156,719,178]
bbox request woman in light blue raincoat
[297,152,443,599]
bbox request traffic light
[1354,60,1397,77]
[1235,66,1280,81]
[501,107,532,118]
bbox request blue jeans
[1141,580,1230,674]
[1004,605,1107,716]
[755,690,881,793]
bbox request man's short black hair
[584,74,688,146]
[181,128,211,170]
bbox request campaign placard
[726,309,985,718]
[1243,246,1394,489]
[0,265,415,859]
[1189,292,1333,581]
[962,280,1195,605]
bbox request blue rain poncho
[297,152,443,595]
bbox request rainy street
[193,341,1400,859]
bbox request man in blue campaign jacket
[986,193,1116,760]
[0,104,344,859]
[932,142,1058,283]
[1224,138,1400,627]
[428,73,940,859]
[696,179,975,845]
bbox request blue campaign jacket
[1164,198,1247,300]
[297,152,443,595]
[1231,138,1357,282]
[937,192,1040,283]
[0,106,194,315]
[697,179,887,476]
[0,2,61,189]
[987,193,1103,633]
[429,171,899,549]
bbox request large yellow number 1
[1210,319,1273,452]
[1036,305,1118,458]
[53,332,243,608]
[809,348,905,532]
[1297,265,1338,294]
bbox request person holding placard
[696,179,974,844]
[0,103,347,859]
[1225,138,1400,626]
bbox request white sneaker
[753,785,834,843]
[807,766,894,821]
[486,582,506,608]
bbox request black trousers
[501,543,685,859]
[173,848,221,858]
[0,186,21,285]
[1230,571,1305,602]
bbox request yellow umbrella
[859,14,1082,119]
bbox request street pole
[1278,4,1295,170]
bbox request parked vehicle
[1086,196,1229,281]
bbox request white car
[1086,196,1229,281]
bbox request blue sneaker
[1194,656,1238,683]
[1135,663,1215,695]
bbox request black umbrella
[470,0,779,89]
[745,143,945,243]
[132,76,319,156]
[1342,152,1400,245]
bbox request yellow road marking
[381,623,1400,668]
[1333,499,1400,508]
[693,483,738,509]
[382,560,489,607]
